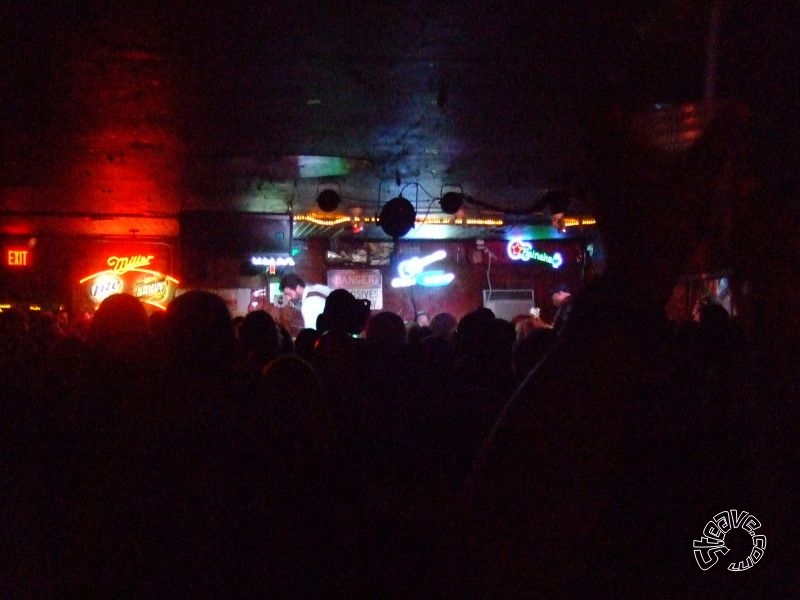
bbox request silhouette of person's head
[293,327,320,363]
[88,293,150,349]
[0,307,29,340]
[365,311,406,351]
[454,307,496,356]
[429,311,457,340]
[165,290,234,375]
[239,310,280,356]
[318,288,370,335]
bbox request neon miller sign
[79,254,179,310]
[106,254,155,274]
[506,239,563,269]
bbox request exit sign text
[6,248,32,268]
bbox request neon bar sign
[79,254,179,310]
[250,256,295,275]
[250,256,296,267]
[80,255,175,284]
[506,239,563,269]
[89,274,124,302]
[391,249,455,288]
[107,255,154,274]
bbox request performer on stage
[279,273,332,330]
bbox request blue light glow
[390,249,455,288]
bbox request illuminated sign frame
[506,239,563,269]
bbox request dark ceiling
[0,2,797,239]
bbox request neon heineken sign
[506,239,563,269]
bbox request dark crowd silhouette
[1,280,795,598]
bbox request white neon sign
[506,239,563,269]
[250,256,296,267]
[390,249,455,288]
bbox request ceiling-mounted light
[440,185,467,215]
[316,188,342,212]
[532,190,570,214]
[379,195,416,238]
[552,213,567,234]
[440,191,464,214]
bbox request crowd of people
[1,274,792,597]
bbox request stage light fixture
[440,191,464,214]
[533,190,570,214]
[379,195,416,238]
[316,189,341,212]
